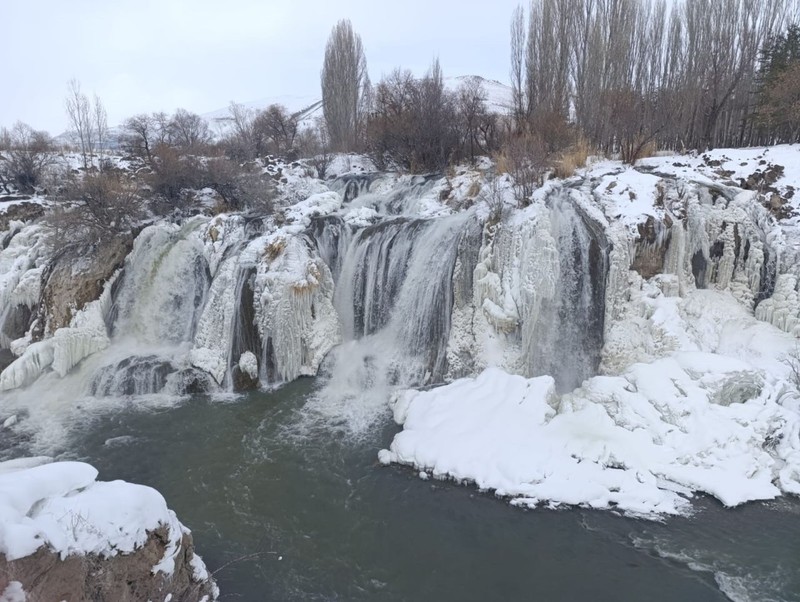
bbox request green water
[28,379,800,601]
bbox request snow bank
[283,191,341,227]
[589,165,663,229]
[639,145,800,201]
[0,458,198,571]
[380,352,799,516]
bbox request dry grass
[466,179,482,198]
[265,237,287,261]
[494,151,512,176]
[554,137,591,179]
[636,140,658,161]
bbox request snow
[385,281,800,516]
[0,225,46,349]
[251,232,341,382]
[0,341,55,391]
[381,338,798,515]
[324,154,377,179]
[639,145,800,197]
[283,191,342,227]
[444,75,513,114]
[588,165,663,228]
[0,458,203,576]
[0,581,26,602]
[0,271,114,391]
[238,351,258,380]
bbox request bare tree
[299,118,334,178]
[120,113,159,165]
[365,61,462,172]
[65,79,95,169]
[510,4,527,129]
[507,0,793,156]
[321,19,368,151]
[0,127,11,151]
[253,104,299,156]
[93,93,108,165]
[168,108,211,151]
[458,77,489,163]
[0,122,53,194]
[203,157,276,212]
[224,102,257,160]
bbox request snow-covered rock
[0,458,218,601]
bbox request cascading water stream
[528,191,608,391]
[88,219,213,396]
[301,180,612,433]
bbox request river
[6,377,797,601]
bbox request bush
[147,146,205,207]
[296,120,333,178]
[495,131,548,203]
[203,157,275,213]
[45,170,145,251]
[0,122,54,194]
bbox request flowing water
[8,380,797,602]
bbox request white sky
[2,0,521,134]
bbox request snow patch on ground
[0,581,26,602]
[587,164,664,229]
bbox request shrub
[203,157,275,213]
[0,122,54,194]
[45,170,145,252]
[495,131,548,203]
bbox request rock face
[0,202,44,235]
[33,235,133,340]
[0,527,217,602]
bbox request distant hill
[443,75,513,114]
[203,96,323,136]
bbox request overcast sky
[2,0,521,134]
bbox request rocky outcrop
[0,460,218,602]
[0,202,44,235]
[0,527,217,602]
[631,214,672,279]
[33,235,133,340]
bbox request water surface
[28,379,800,601]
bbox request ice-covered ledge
[381,311,800,518]
[0,457,218,601]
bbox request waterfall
[86,220,213,397]
[226,266,262,387]
[307,215,352,282]
[527,192,608,390]
[328,174,377,203]
[472,187,609,392]
[332,212,478,385]
[303,189,482,433]
[110,221,210,344]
